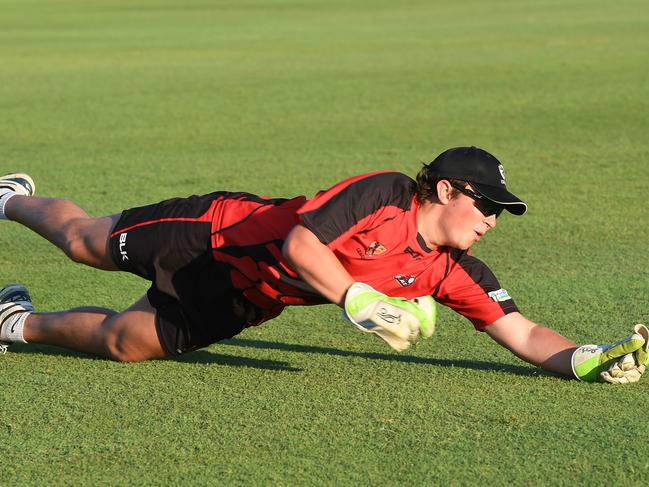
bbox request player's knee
[103,326,159,363]
[63,236,90,264]
[105,337,147,363]
[61,219,100,266]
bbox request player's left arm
[485,312,649,382]
[484,312,577,376]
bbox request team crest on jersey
[366,241,387,256]
[394,274,416,287]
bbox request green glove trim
[411,296,437,338]
[633,324,649,366]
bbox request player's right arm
[284,171,413,307]
[282,224,435,351]
[283,172,436,351]
[282,224,354,307]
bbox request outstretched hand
[572,324,649,383]
[599,325,649,384]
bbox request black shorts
[108,193,265,355]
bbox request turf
[1,0,649,485]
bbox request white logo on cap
[498,164,506,185]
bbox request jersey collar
[411,196,434,254]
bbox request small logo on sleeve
[488,288,511,302]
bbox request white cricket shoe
[0,284,34,354]
[0,173,36,196]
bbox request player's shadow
[211,338,544,378]
[16,340,543,377]
[172,350,302,371]
[15,343,302,372]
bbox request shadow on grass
[12,343,301,372]
[172,350,301,371]
[214,338,545,378]
[12,340,546,377]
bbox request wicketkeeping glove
[343,282,436,352]
[571,324,649,383]
[599,324,649,384]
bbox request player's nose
[485,214,497,229]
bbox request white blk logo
[119,233,129,261]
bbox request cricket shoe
[0,173,35,196]
[0,284,34,354]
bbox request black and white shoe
[0,284,34,354]
[0,173,35,196]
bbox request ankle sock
[0,190,17,220]
[0,309,29,343]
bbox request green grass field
[1,0,649,484]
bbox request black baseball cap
[425,146,527,215]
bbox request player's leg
[1,187,258,359]
[3,194,120,271]
[1,293,167,362]
[1,173,118,270]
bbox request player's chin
[463,235,481,249]
[447,233,475,250]
[452,240,472,251]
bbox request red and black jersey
[208,192,320,322]
[209,172,519,330]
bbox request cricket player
[1,147,646,383]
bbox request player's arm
[282,223,353,307]
[286,172,437,351]
[282,224,436,351]
[485,312,649,382]
[286,171,416,307]
[484,312,577,376]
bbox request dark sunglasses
[450,182,504,218]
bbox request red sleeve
[297,171,415,249]
[435,249,519,330]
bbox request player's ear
[436,180,453,205]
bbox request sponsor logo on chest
[394,274,416,287]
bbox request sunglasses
[450,182,504,218]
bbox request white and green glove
[343,282,436,352]
[600,325,649,384]
[571,324,649,383]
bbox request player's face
[421,181,499,250]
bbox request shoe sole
[0,173,36,196]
